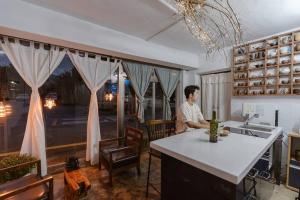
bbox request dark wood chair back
[145,120,176,142]
[125,126,144,152]
[145,120,175,196]
[99,126,144,186]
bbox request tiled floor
[52,152,298,200]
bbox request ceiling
[23,0,300,54]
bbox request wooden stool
[64,169,91,200]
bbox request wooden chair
[99,126,143,186]
[64,169,91,200]
[145,120,175,197]
[0,159,53,200]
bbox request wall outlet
[255,104,265,116]
[242,103,265,118]
[242,103,256,117]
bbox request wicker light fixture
[44,49,57,110]
[0,67,12,118]
[104,59,114,102]
[104,92,113,102]
[0,100,12,118]
[44,98,56,109]
[174,0,242,54]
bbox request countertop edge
[150,142,239,184]
[150,124,283,185]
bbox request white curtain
[122,61,154,123]
[155,68,180,120]
[68,51,119,165]
[201,72,231,121]
[0,37,66,175]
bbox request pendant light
[44,47,56,109]
[0,101,7,118]
[0,67,12,118]
[104,92,113,102]
[0,99,12,118]
[104,58,113,102]
[44,98,56,109]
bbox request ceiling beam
[157,0,178,13]
[146,15,183,41]
[144,0,184,41]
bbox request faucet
[244,113,259,126]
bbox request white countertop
[150,121,283,184]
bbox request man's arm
[186,121,210,129]
[200,120,209,125]
[194,106,210,129]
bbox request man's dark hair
[184,85,200,99]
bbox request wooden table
[64,169,91,200]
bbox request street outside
[0,100,126,153]
[0,98,172,167]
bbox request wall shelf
[232,29,300,96]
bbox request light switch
[242,103,256,116]
[256,104,264,116]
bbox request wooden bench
[0,159,53,200]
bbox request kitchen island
[150,121,283,200]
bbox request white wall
[193,27,300,138]
[231,96,300,175]
[0,0,199,69]
[194,28,300,175]
[231,97,300,133]
[181,70,196,100]
[196,47,232,73]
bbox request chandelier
[174,0,242,54]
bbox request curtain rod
[0,34,180,71]
[0,34,117,60]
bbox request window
[0,51,30,153]
[97,69,118,139]
[155,82,164,119]
[144,82,153,121]
[124,75,138,128]
[155,82,176,120]
[40,55,89,165]
[170,90,176,120]
[0,45,179,169]
[123,71,178,124]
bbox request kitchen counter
[150,121,282,200]
[151,121,282,184]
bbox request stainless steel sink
[230,124,274,139]
[239,124,275,133]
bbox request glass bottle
[210,110,218,143]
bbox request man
[176,85,209,133]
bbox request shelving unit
[232,30,300,96]
[286,133,300,192]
